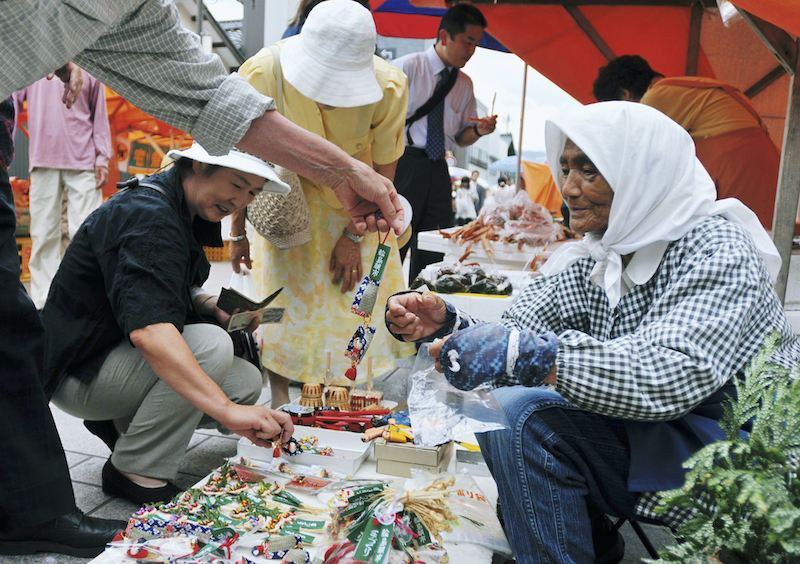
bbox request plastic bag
[406,469,513,556]
[477,190,563,248]
[407,345,508,446]
[229,267,258,301]
[441,472,513,555]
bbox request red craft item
[345,366,357,381]
[128,546,149,559]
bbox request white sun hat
[166,143,291,195]
[280,0,382,108]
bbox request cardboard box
[376,455,450,479]
[374,439,453,478]
[455,449,491,477]
[237,425,372,475]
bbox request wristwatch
[342,228,364,243]
[229,232,247,242]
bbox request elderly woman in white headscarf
[385,102,800,564]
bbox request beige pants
[29,168,101,308]
[52,324,262,480]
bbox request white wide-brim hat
[281,0,382,108]
[166,143,291,195]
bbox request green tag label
[346,510,371,545]
[346,492,380,508]
[192,543,217,559]
[341,498,368,517]
[353,484,384,496]
[353,517,381,561]
[349,484,384,502]
[214,514,237,526]
[372,524,394,564]
[294,518,326,530]
[245,492,262,504]
[408,511,432,546]
[369,244,391,282]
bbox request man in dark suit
[0,92,125,557]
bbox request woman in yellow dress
[229,0,413,407]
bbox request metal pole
[516,62,528,189]
[196,0,204,35]
[772,53,800,303]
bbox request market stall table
[417,227,578,322]
[88,432,508,564]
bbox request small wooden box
[374,439,453,478]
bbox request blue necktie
[425,68,450,161]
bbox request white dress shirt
[391,46,478,150]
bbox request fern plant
[650,331,800,564]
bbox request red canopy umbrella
[370,0,508,51]
[369,0,800,300]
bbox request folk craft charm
[344,235,391,381]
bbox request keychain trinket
[344,233,391,381]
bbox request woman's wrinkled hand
[330,235,362,293]
[386,291,447,342]
[328,160,404,235]
[229,237,251,273]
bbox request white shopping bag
[229,267,258,302]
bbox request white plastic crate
[237,425,372,475]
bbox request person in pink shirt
[14,70,112,309]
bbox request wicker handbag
[246,45,312,249]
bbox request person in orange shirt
[593,55,779,229]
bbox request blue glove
[438,324,558,390]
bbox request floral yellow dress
[238,42,414,384]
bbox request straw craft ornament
[344,231,392,381]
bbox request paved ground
[7,260,677,563]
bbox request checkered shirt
[0,0,274,155]
[446,215,800,529]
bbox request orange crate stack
[204,240,230,262]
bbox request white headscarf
[540,101,780,308]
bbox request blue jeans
[476,386,640,563]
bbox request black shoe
[591,512,625,564]
[0,509,126,557]
[84,419,120,451]
[102,459,184,506]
